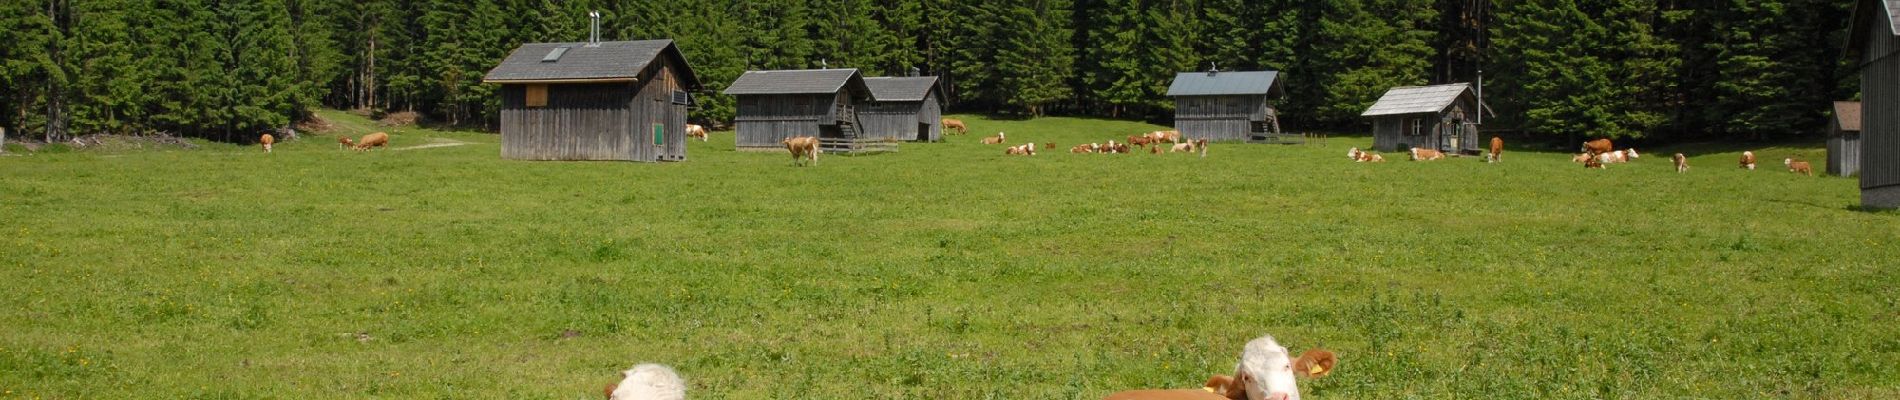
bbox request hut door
[918,123,930,141]
[653,124,665,146]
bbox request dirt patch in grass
[378,111,423,127]
[62,134,199,151]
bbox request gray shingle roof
[1166,71,1281,97]
[723,69,867,95]
[863,77,939,101]
[484,40,698,87]
[1361,84,1473,117]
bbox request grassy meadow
[2,110,1897,399]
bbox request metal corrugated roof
[723,69,865,95]
[484,40,697,87]
[863,76,939,102]
[1361,84,1473,117]
[1837,101,1864,132]
[1165,71,1281,96]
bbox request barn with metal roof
[723,69,880,152]
[483,39,700,162]
[1362,83,1481,154]
[1165,70,1287,142]
[1847,0,1900,208]
[861,75,944,142]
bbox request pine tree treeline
[0,0,1859,144]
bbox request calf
[353,132,389,151]
[338,136,354,150]
[1128,135,1154,148]
[686,124,708,142]
[260,133,275,153]
[980,132,1007,145]
[1488,136,1503,163]
[1348,147,1364,161]
[1674,153,1688,173]
[1740,151,1757,170]
[1582,138,1613,155]
[1409,148,1444,161]
[604,364,686,400]
[1071,143,1098,154]
[1785,158,1813,176]
[942,118,968,135]
[782,136,819,166]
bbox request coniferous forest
[0,0,1857,144]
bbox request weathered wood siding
[1369,98,1481,154]
[1173,95,1267,142]
[1863,12,1900,207]
[1829,120,1863,177]
[735,94,829,149]
[496,60,690,162]
[860,102,919,141]
[918,94,942,141]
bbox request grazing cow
[1128,135,1154,148]
[1582,138,1614,155]
[1740,151,1757,170]
[1409,148,1445,161]
[604,364,686,400]
[942,118,968,135]
[1005,143,1036,156]
[338,136,355,150]
[259,134,275,153]
[981,132,1007,145]
[1102,335,1336,400]
[1155,130,1183,143]
[1785,158,1813,176]
[1674,153,1688,173]
[1072,143,1098,154]
[686,124,709,142]
[782,136,819,166]
[1196,139,1208,157]
[1488,136,1504,163]
[353,132,389,151]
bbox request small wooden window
[525,85,549,107]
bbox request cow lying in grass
[353,132,389,151]
[1348,148,1383,163]
[783,136,819,166]
[1128,135,1155,148]
[686,124,708,142]
[1674,153,1688,173]
[1005,143,1036,156]
[1598,149,1638,164]
[1072,143,1099,153]
[1785,158,1813,176]
[1572,153,1593,163]
[1740,151,1757,170]
[981,132,1007,145]
[942,118,968,135]
[260,133,275,153]
[1410,148,1444,161]
[604,364,685,400]
[1103,335,1336,400]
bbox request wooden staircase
[820,103,895,154]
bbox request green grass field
[3,110,1897,399]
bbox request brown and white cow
[604,364,685,400]
[1128,135,1154,148]
[1147,130,1182,143]
[1488,136,1504,163]
[338,136,355,150]
[1101,335,1336,400]
[1673,153,1688,173]
[783,136,819,166]
[942,118,968,135]
[1582,138,1614,155]
[1410,148,1444,161]
[980,132,1007,145]
[1740,151,1757,170]
[686,124,709,142]
[1785,158,1813,176]
[1005,143,1036,156]
[1072,143,1098,154]
[1572,153,1593,163]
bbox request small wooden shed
[1849,0,1900,208]
[1166,70,1285,142]
[723,69,878,152]
[1830,101,1864,177]
[1362,83,1481,154]
[861,76,944,142]
[483,39,700,162]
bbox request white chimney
[587,11,601,46]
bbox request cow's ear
[603,382,618,399]
[1294,349,1337,379]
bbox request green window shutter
[653,124,665,146]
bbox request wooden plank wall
[735,94,827,148]
[1173,95,1264,142]
[499,83,640,161]
[918,94,942,142]
[1863,15,1900,207]
[1830,128,1863,177]
[860,102,921,141]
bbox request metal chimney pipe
[1476,69,1484,125]
[588,11,601,45]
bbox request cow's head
[1625,148,1639,159]
[1234,336,1336,400]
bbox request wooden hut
[861,76,944,142]
[1165,70,1287,142]
[1849,0,1900,208]
[1830,101,1864,177]
[482,39,700,162]
[1362,83,1481,154]
[723,69,882,153]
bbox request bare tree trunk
[45,0,69,143]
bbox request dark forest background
[0,0,1858,143]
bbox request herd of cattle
[1334,135,1817,176]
